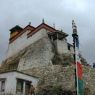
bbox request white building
[0,70,38,95]
[7,22,73,58]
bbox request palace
[7,22,73,58]
[0,21,87,95]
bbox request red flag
[77,62,83,80]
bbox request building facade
[7,22,73,59]
[0,71,38,95]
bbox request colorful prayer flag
[72,20,84,95]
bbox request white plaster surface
[7,28,48,58]
[56,39,68,54]
[0,71,38,94]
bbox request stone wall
[22,65,95,95]
[18,35,54,70]
[83,66,95,95]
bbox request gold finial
[53,23,55,29]
[61,29,63,32]
[29,22,31,25]
[42,19,45,23]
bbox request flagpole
[75,39,79,95]
[72,34,79,95]
[72,20,79,95]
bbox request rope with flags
[72,20,84,95]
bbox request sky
[0,0,95,65]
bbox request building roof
[0,70,38,78]
[27,22,57,37]
[10,25,23,33]
[9,22,68,43]
[9,24,35,43]
[48,30,68,40]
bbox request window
[16,79,31,95]
[25,81,31,95]
[16,79,23,93]
[68,44,71,50]
[0,80,5,92]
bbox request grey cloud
[0,0,95,64]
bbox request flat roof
[0,70,38,79]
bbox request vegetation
[36,84,76,95]
[52,53,74,66]
[52,52,88,66]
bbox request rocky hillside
[21,65,95,95]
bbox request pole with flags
[72,20,84,95]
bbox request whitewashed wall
[7,28,70,58]
[0,71,38,94]
[7,29,48,58]
[15,72,39,87]
[0,72,16,94]
[55,39,69,54]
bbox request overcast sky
[0,0,95,65]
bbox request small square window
[68,44,71,50]
[0,80,5,92]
